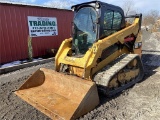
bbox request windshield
[73,7,97,55]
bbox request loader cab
[71,1,125,56]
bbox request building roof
[0,1,71,11]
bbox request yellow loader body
[15,1,143,120]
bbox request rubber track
[93,54,144,96]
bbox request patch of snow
[0,58,44,68]
[22,60,27,63]
[1,63,14,68]
[32,59,38,62]
[141,26,146,30]
[11,61,21,65]
[38,58,43,60]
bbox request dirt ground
[0,31,160,120]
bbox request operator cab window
[103,10,122,37]
[73,7,97,55]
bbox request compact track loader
[15,1,144,120]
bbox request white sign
[28,16,58,37]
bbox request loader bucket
[15,68,99,120]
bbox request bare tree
[150,10,160,23]
[121,0,138,23]
[143,10,160,26]
[121,0,137,16]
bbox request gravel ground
[79,55,160,120]
[0,31,160,120]
[0,63,54,120]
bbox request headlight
[134,42,142,49]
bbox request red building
[0,2,73,64]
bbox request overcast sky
[2,0,160,13]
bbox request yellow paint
[55,17,142,80]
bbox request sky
[1,0,160,14]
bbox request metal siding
[0,3,73,64]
